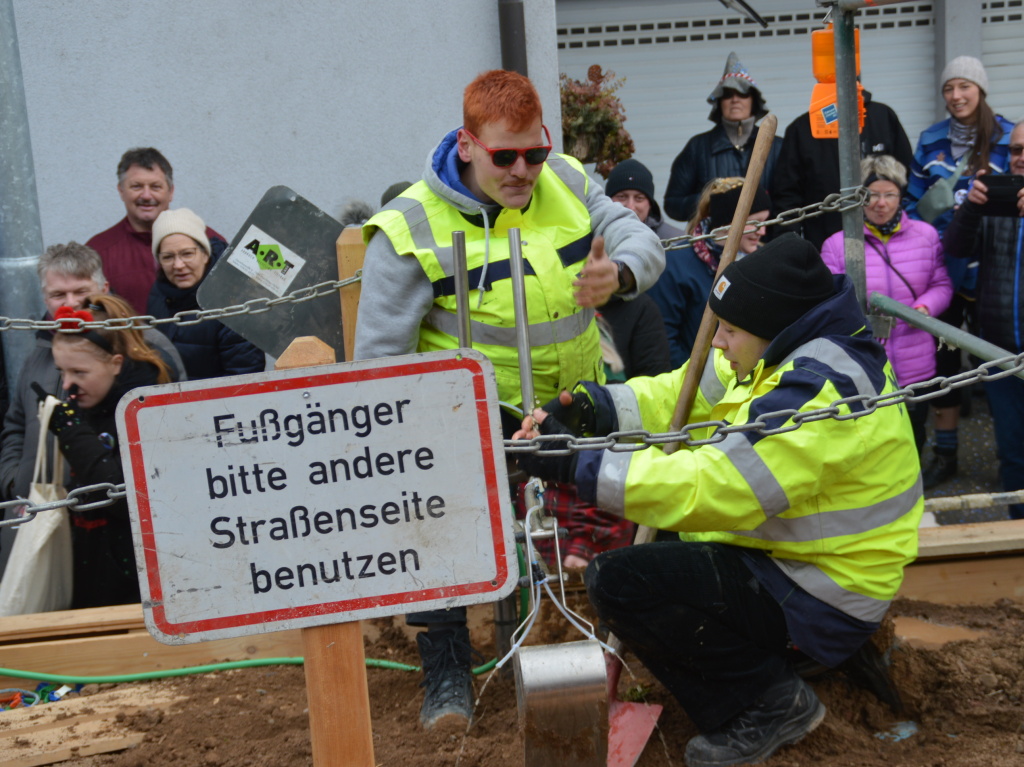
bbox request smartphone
[980,174,1024,217]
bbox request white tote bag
[0,396,73,616]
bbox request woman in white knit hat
[905,55,1013,489]
[147,208,264,380]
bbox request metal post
[498,0,528,76]
[451,232,471,348]
[870,293,1024,380]
[0,0,46,387]
[833,6,867,312]
[507,228,535,415]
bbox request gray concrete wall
[13,0,560,250]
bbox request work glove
[515,413,579,485]
[539,381,614,437]
[32,382,83,436]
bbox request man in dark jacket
[664,52,782,223]
[942,119,1024,519]
[771,90,912,250]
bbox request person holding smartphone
[942,119,1024,519]
[905,56,1014,488]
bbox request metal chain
[0,273,362,333]
[660,186,869,251]
[3,351,1018,529]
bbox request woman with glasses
[821,155,952,453]
[147,208,264,380]
[904,56,1013,486]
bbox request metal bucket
[514,640,609,766]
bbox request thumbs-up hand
[573,236,622,308]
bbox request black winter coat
[943,200,1024,352]
[147,245,264,381]
[770,93,913,250]
[53,359,160,608]
[598,294,673,380]
[664,123,782,223]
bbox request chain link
[0,274,362,333]
[3,351,1018,529]
[660,186,869,251]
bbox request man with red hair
[355,69,663,729]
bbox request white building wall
[13,0,560,247]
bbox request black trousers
[585,541,791,732]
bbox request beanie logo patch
[713,275,731,300]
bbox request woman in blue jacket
[147,209,265,381]
[905,56,1013,488]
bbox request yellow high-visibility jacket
[581,278,922,623]
[354,129,664,412]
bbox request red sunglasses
[463,125,553,167]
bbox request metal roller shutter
[982,1,1024,125]
[557,1,936,225]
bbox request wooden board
[0,685,186,767]
[0,604,143,645]
[0,627,304,690]
[916,519,1024,560]
[898,553,1024,605]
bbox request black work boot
[684,672,825,767]
[922,451,957,489]
[416,626,475,729]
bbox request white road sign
[116,350,517,644]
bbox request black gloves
[515,413,579,485]
[32,382,83,436]
[540,389,596,437]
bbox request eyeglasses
[157,247,202,265]
[463,125,553,168]
[866,192,901,203]
[1009,144,1024,157]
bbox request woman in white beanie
[905,55,1013,489]
[147,208,264,380]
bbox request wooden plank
[0,604,143,644]
[0,627,304,689]
[0,686,186,767]
[336,225,364,363]
[917,519,1024,560]
[898,553,1024,605]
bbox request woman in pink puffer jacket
[820,155,952,452]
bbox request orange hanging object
[809,24,865,138]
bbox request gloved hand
[515,412,579,484]
[32,383,84,436]
[539,381,615,437]
[540,388,595,437]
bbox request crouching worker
[514,232,923,767]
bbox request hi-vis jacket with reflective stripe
[355,129,664,410]
[584,276,922,623]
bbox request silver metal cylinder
[514,640,609,766]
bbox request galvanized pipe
[498,0,528,76]
[870,293,1024,380]
[925,490,1024,514]
[0,0,46,386]
[451,232,471,348]
[833,7,867,312]
[507,228,535,414]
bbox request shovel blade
[608,699,662,767]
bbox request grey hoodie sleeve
[585,178,666,296]
[352,229,436,361]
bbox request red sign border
[121,354,510,639]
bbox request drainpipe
[0,0,46,387]
[499,0,528,76]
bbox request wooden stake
[276,336,374,767]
